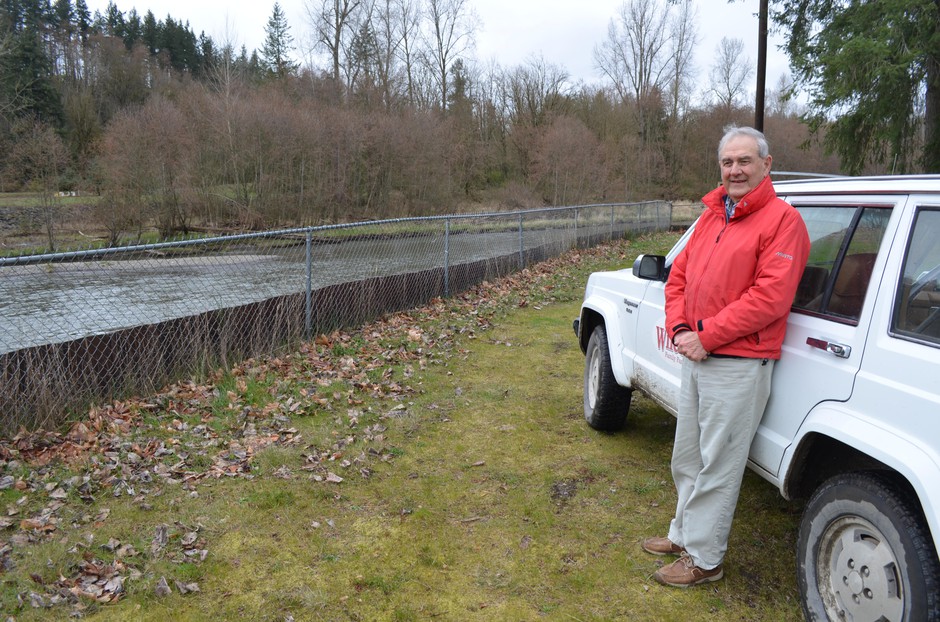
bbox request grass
[0,232,804,621]
[0,193,94,208]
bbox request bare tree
[594,0,677,162]
[531,116,606,205]
[768,72,800,118]
[306,0,362,91]
[61,86,101,165]
[203,40,255,214]
[475,58,509,141]
[394,0,422,107]
[657,0,698,193]
[6,119,69,250]
[99,97,195,239]
[594,0,671,105]
[708,37,753,111]
[594,0,682,198]
[498,56,570,180]
[664,0,697,120]
[362,0,404,109]
[424,0,476,112]
[85,34,150,123]
[504,56,571,128]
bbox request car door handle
[806,337,852,359]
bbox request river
[0,226,594,354]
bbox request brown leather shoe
[641,536,684,556]
[653,553,723,587]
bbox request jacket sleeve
[696,209,811,352]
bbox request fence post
[518,215,524,269]
[575,207,579,248]
[305,230,313,340]
[444,219,450,298]
[610,205,615,241]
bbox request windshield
[665,218,699,267]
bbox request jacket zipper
[687,215,728,321]
[716,211,730,243]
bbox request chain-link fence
[0,201,672,433]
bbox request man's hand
[674,331,709,362]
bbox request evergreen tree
[123,7,141,49]
[73,0,89,39]
[197,31,215,77]
[157,16,199,73]
[775,0,940,173]
[141,10,157,54]
[0,0,63,123]
[51,0,73,29]
[103,0,123,37]
[248,49,264,81]
[261,2,297,79]
[50,0,77,81]
[448,58,470,113]
[349,20,377,98]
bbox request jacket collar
[702,175,777,220]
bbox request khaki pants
[666,356,774,569]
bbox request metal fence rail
[0,201,672,433]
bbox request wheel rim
[817,515,904,621]
[587,346,600,410]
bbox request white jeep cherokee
[574,176,940,621]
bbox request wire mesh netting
[0,201,672,433]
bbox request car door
[749,196,901,478]
[854,200,940,455]
[629,227,696,415]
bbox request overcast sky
[83,0,791,95]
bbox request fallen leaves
[20,552,140,610]
[17,518,211,612]
[67,556,131,603]
[155,576,172,597]
[0,329,421,615]
[0,240,600,616]
[151,523,169,557]
[324,472,344,484]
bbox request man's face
[719,135,772,202]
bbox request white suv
[574,176,940,620]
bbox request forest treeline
[1,0,855,245]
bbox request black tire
[583,324,632,431]
[797,472,940,621]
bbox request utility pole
[755,0,768,131]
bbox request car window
[793,206,891,322]
[892,207,940,345]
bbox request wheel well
[786,433,920,506]
[578,309,604,352]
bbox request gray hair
[718,125,770,160]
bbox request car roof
[773,174,940,196]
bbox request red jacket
[665,176,810,359]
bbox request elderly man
[643,126,810,587]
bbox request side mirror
[632,254,668,281]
